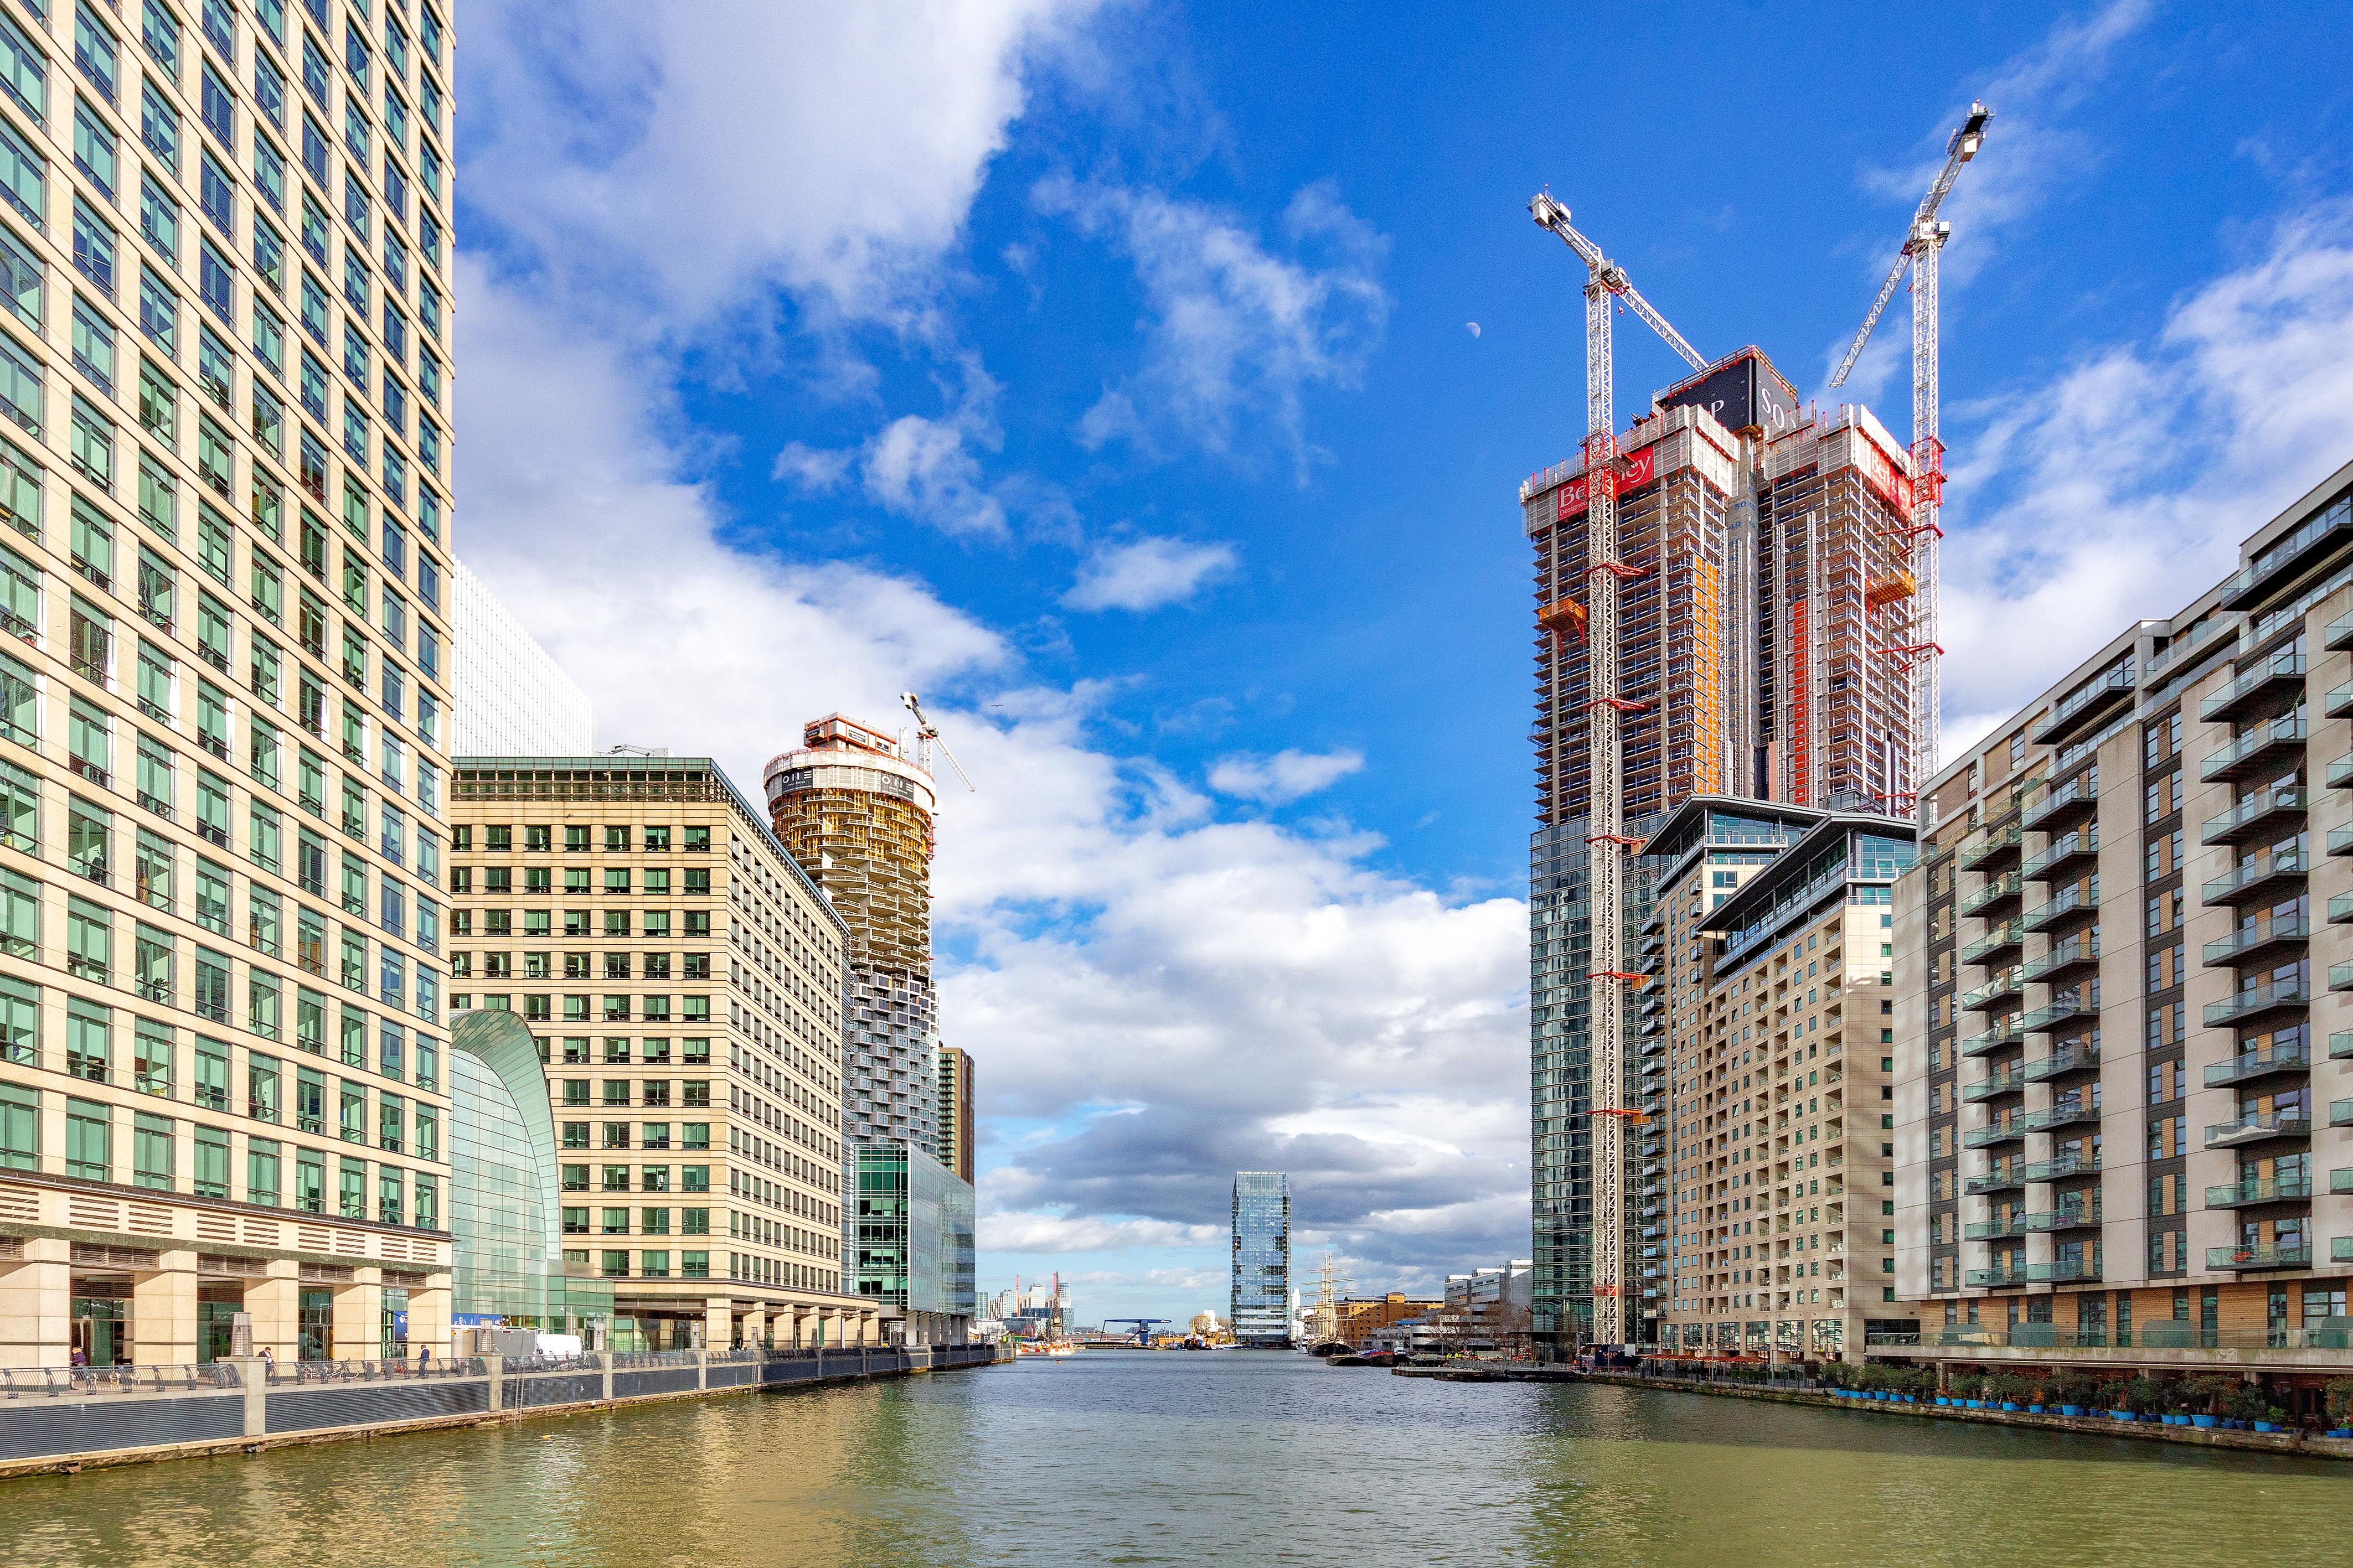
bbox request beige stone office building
[1892,461,2353,1391]
[448,754,881,1349]
[1639,798,1918,1360]
[0,0,460,1365]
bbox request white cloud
[861,414,1009,539]
[1940,201,2353,739]
[1062,535,1237,612]
[981,1212,1225,1252]
[463,0,1103,325]
[1206,748,1365,804]
[1037,177,1391,479]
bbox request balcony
[2204,785,2307,846]
[2206,1244,2314,1271]
[2335,1100,2353,1129]
[2022,1099,2101,1134]
[1959,822,2024,872]
[1965,1264,2030,1289]
[1962,922,2024,965]
[2220,499,2353,609]
[1962,1119,2026,1150]
[2330,608,2353,653]
[2332,753,2353,791]
[2204,980,2308,1029]
[2205,1111,2313,1150]
[2204,651,2308,722]
[2024,934,2100,983]
[1960,872,2023,918]
[2022,1153,2101,1183]
[2026,1258,2102,1284]
[1959,968,2024,1012]
[1962,1068,2026,1104]
[2201,716,2306,783]
[2023,771,2100,832]
[2334,1032,2353,1061]
[1964,1214,2027,1240]
[2020,992,2098,1033]
[2331,681,2353,721]
[2032,665,2137,746]
[1960,1016,2026,1058]
[1964,1166,2026,1196]
[2201,849,2307,908]
[2024,1203,2103,1232]
[2022,829,2099,882]
[2022,884,2099,933]
[2023,1042,2101,1083]
[2204,1041,2313,1087]
[2205,1174,2314,1209]
[2202,917,2309,969]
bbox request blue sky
[448,1,2353,1324]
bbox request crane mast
[1829,102,1991,814]
[1529,193,1703,1349]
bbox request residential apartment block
[448,755,881,1350]
[0,0,460,1365]
[1640,798,1917,1359]
[1893,460,2353,1381]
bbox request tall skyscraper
[765,713,974,1334]
[1522,348,1916,1353]
[0,0,460,1367]
[451,562,592,757]
[1230,1171,1291,1347]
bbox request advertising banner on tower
[1553,444,1658,522]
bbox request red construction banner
[1553,444,1658,521]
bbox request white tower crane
[901,692,976,791]
[1529,192,1706,1349]
[1828,102,1992,816]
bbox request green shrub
[2324,1378,2353,1426]
[2222,1384,2271,1422]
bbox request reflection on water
[0,1352,2346,1567]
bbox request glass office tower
[1230,1170,1291,1347]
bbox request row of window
[2,968,437,1091]
[454,993,710,1026]
[0,1077,435,1223]
[452,908,708,939]
[454,951,709,980]
[454,825,712,855]
[450,866,714,896]
[556,1079,713,1111]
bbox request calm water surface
[1,1350,2345,1567]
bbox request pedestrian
[416,1341,429,1365]
[69,1347,86,1368]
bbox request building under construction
[1522,346,1919,1353]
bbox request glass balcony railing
[2022,771,2099,831]
[2023,1042,2100,1081]
[2202,917,2309,966]
[2205,1174,2313,1208]
[2333,1032,2353,1060]
[2021,1153,2101,1182]
[2021,1099,2101,1134]
[1960,1016,2026,1057]
[1959,969,2023,1011]
[2204,1041,2313,1087]
[2204,1111,2313,1148]
[2022,884,2098,932]
[1964,1213,2029,1240]
[2201,784,2306,846]
[2207,1244,2313,1271]
[1964,1264,2030,1289]
[1964,1165,2026,1195]
[2202,653,2306,722]
[1958,822,2023,871]
[1962,1069,2026,1104]
[2024,934,2100,981]
[2034,665,2136,744]
[2329,608,2353,653]
[2026,1258,2101,1284]
[2023,1203,2102,1231]
[2200,848,2307,906]
[2204,980,2308,1029]
[2200,716,2306,782]
[1963,922,2026,964]
[1962,1119,2026,1149]
[2022,830,2098,881]
[2020,992,2098,1033]
[1960,872,2023,918]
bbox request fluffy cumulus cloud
[1062,535,1237,612]
[1206,748,1365,805]
[1938,201,2353,752]
[1038,177,1392,479]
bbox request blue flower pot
[2001,1403,2022,1412]
[2326,1428,2351,1438]
[2028,1404,2044,1413]
[1934,1396,1950,1406]
[2059,1405,2085,1417]
[2256,1422,2282,1434]
[2109,1410,2135,1421]
[2192,1415,2218,1429]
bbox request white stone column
[132,1250,200,1364]
[0,1239,72,1367]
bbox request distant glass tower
[1230,1172,1292,1347]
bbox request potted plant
[2051,1370,2096,1417]
[2257,1405,2290,1435]
[2122,1376,2165,1421]
[2179,1374,2230,1429]
[2222,1384,2269,1430]
[2324,1378,2353,1438]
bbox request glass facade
[449,1007,609,1333]
[1231,1170,1291,1346]
[853,1143,974,1321]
